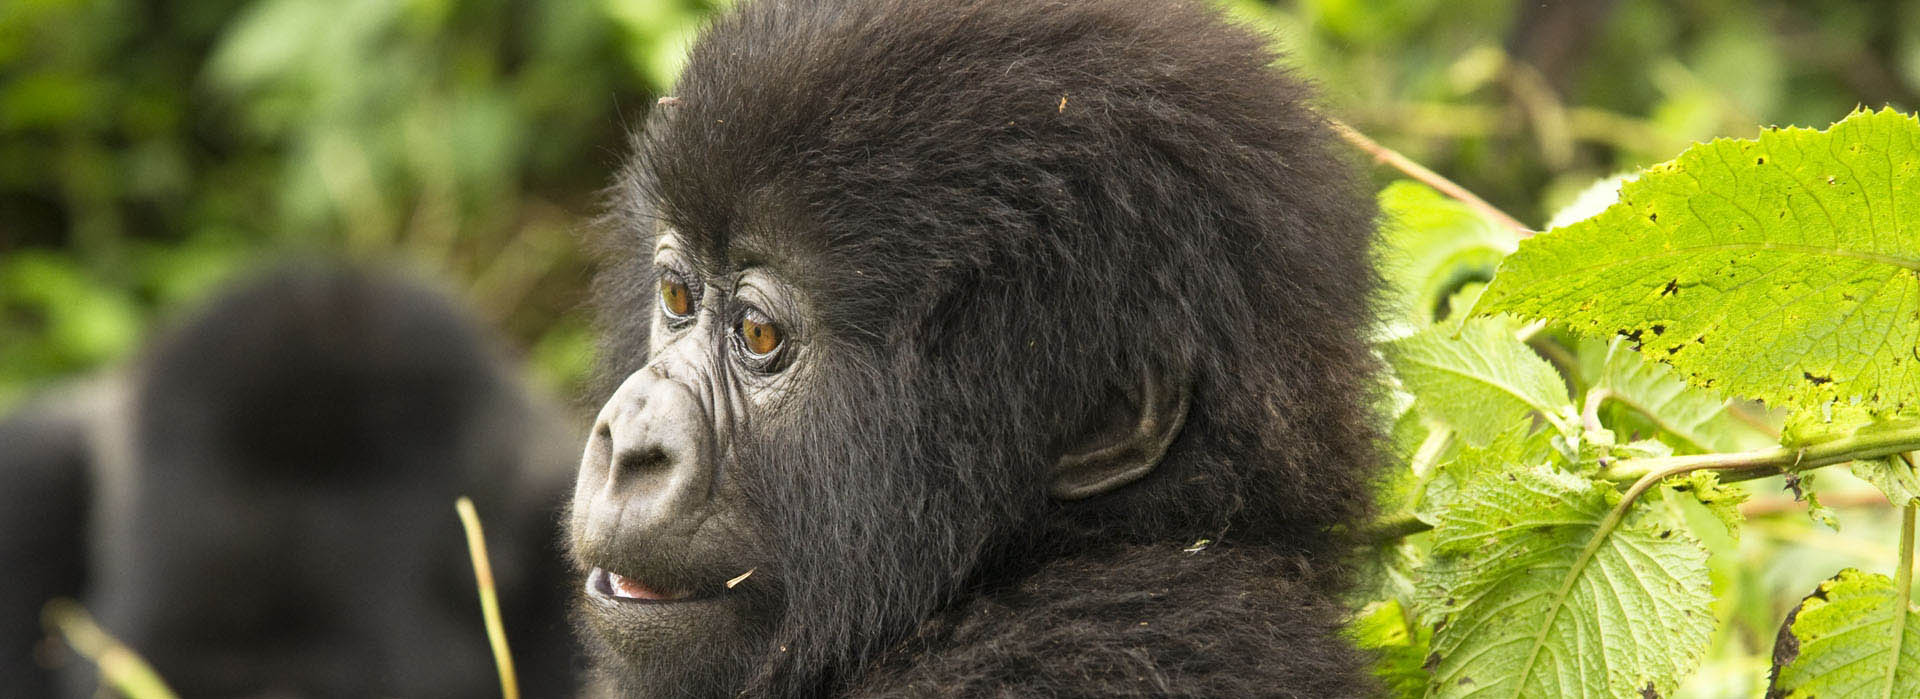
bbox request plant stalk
[457,497,521,699]
[43,599,178,699]
[1366,422,1920,543]
[1884,494,1916,699]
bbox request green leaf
[1479,108,1920,416]
[1376,181,1517,338]
[1383,316,1574,447]
[1413,421,1555,526]
[1588,337,1768,453]
[1770,568,1920,698]
[1349,599,1432,699]
[1670,470,1747,537]
[1804,489,1842,531]
[1419,466,1715,698]
[1543,173,1633,231]
[1783,401,1883,444]
[1853,455,1920,509]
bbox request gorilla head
[574,0,1379,695]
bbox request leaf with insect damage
[1480,108,1920,417]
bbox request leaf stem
[1329,119,1535,238]
[1884,494,1916,699]
[456,497,521,699]
[1581,387,1614,433]
[1582,387,1718,454]
[1411,425,1454,479]
[1365,512,1436,544]
[1366,422,1920,543]
[1598,423,1920,485]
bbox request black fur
[590,0,1380,695]
[0,265,581,697]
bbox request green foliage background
[4,0,1915,404]
[5,1,1920,694]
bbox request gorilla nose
[574,372,716,551]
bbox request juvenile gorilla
[576,0,1381,695]
[0,266,579,697]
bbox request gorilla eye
[738,314,784,358]
[659,274,695,319]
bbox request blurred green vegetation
[2,0,1916,693]
[0,0,730,408]
[2,0,1914,408]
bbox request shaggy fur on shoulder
[853,545,1368,697]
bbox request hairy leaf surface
[1770,568,1920,698]
[1383,317,1572,448]
[1480,108,1920,415]
[1420,466,1714,698]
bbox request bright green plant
[1360,108,1920,697]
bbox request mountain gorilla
[0,265,580,697]
[575,0,1381,695]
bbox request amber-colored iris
[660,277,693,317]
[740,316,782,356]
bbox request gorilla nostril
[614,446,671,476]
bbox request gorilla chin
[575,579,765,698]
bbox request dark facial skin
[570,234,808,696]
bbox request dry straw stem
[1330,119,1535,238]
[42,598,179,699]
[456,496,521,699]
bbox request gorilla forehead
[631,0,1327,299]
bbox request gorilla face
[569,216,1196,696]
[569,233,800,694]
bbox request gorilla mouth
[587,567,691,603]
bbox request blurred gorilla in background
[0,264,581,697]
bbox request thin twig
[456,497,521,699]
[1328,119,1535,238]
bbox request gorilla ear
[1049,367,1192,500]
